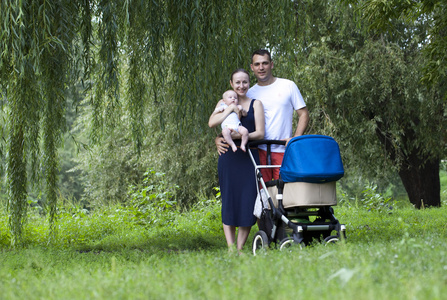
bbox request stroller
[248,135,347,255]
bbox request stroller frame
[248,139,346,255]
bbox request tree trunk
[397,156,441,209]
[374,123,441,209]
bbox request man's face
[250,54,273,83]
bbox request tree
[353,0,447,90]
[1,0,443,247]
[295,0,445,208]
[0,0,298,246]
[1,0,79,245]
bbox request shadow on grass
[73,230,227,255]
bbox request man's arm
[293,107,309,137]
[285,107,309,146]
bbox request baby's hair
[222,89,237,99]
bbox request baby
[214,90,249,152]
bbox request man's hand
[284,137,292,147]
[215,136,229,155]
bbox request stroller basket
[268,181,336,208]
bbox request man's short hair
[251,49,272,62]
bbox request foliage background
[1,0,447,244]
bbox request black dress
[218,99,259,227]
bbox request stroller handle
[247,139,286,148]
[247,139,287,169]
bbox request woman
[208,68,265,254]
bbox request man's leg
[259,150,285,180]
[258,149,273,182]
[271,152,285,180]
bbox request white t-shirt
[247,78,306,152]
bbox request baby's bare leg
[222,128,238,152]
[238,126,249,152]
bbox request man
[216,49,309,180]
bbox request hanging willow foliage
[0,0,299,246]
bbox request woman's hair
[230,68,250,82]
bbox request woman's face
[230,72,250,97]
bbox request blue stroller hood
[280,135,344,183]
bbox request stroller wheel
[323,235,339,245]
[252,231,269,256]
[279,237,304,251]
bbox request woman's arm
[208,101,240,128]
[248,100,265,140]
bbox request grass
[1,198,447,300]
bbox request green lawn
[1,199,446,299]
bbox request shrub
[127,169,179,228]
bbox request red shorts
[258,149,284,181]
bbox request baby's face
[223,91,238,106]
